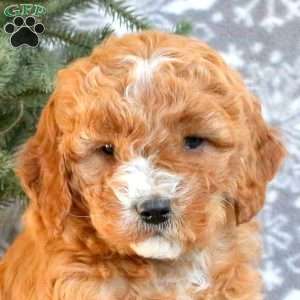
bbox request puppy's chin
[130,236,182,260]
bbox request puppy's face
[68,78,236,259]
[18,32,285,260]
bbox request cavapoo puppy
[0,31,285,300]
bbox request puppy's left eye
[100,144,115,156]
[184,136,205,150]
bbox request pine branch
[0,34,21,92]
[43,24,114,62]
[0,150,25,204]
[44,26,90,49]
[2,77,48,99]
[0,90,48,103]
[45,0,92,18]
[46,24,113,48]
[99,0,150,30]
[174,20,192,35]
[0,102,24,136]
[63,26,114,62]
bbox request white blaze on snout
[109,156,182,208]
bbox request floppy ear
[16,97,72,235]
[234,96,286,224]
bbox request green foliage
[100,0,150,30]
[174,20,193,35]
[0,151,24,208]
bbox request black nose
[137,199,171,225]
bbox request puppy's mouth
[130,235,182,260]
[130,207,184,260]
[138,216,172,232]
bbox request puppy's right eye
[100,144,114,156]
[184,136,205,150]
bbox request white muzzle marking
[109,156,182,209]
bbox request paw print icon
[4,16,44,48]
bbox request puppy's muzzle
[136,199,171,225]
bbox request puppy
[0,31,285,300]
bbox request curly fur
[0,31,286,300]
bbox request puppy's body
[0,220,261,300]
[0,31,285,300]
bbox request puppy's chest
[136,262,210,299]
[104,254,210,300]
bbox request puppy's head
[17,32,285,259]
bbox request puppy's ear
[234,96,286,224]
[16,97,72,235]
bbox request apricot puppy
[0,31,285,300]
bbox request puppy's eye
[184,136,205,150]
[100,144,114,156]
